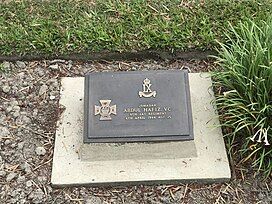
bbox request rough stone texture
[51,73,231,186]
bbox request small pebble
[13,105,21,112]
[13,111,20,118]
[17,72,25,78]
[49,95,56,100]
[2,85,10,93]
[33,109,38,117]
[86,197,103,204]
[6,106,13,113]
[39,84,48,96]
[10,100,19,107]
[26,180,32,187]
[17,175,26,183]
[6,172,17,182]
[11,143,16,148]
[0,170,6,177]
[38,70,45,77]
[22,81,28,86]
[17,142,24,150]
[49,64,59,70]
[35,147,46,156]
[4,139,11,145]
[16,61,26,69]
[21,162,31,174]
[0,127,10,137]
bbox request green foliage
[0,63,4,72]
[212,19,272,178]
[0,0,272,56]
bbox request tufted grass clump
[212,19,272,178]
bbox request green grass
[0,0,272,56]
[212,18,272,178]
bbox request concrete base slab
[51,73,231,186]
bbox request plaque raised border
[84,70,193,143]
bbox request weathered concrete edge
[52,177,231,188]
[80,141,198,161]
[0,50,216,62]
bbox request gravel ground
[0,60,271,204]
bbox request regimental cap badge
[139,78,156,98]
[94,100,117,121]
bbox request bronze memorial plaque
[84,70,193,143]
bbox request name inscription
[124,104,172,120]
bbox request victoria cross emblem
[94,100,117,121]
[138,78,157,98]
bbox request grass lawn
[0,0,272,56]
